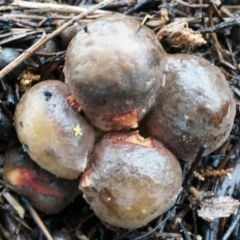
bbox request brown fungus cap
[80,131,182,229]
[14,80,95,179]
[64,14,166,131]
[147,54,236,161]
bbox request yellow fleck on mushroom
[73,124,83,136]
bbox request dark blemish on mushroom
[83,26,88,33]
[19,121,23,128]
[43,91,52,102]
[99,187,118,210]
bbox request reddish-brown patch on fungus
[123,131,154,148]
[80,169,93,188]
[99,188,118,211]
[67,95,81,112]
[111,110,138,129]
[197,101,230,128]
[7,168,64,198]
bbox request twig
[20,197,53,240]
[201,17,240,33]
[182,145,206,192]
[218,141,240,170]
[0,30,43,45]
[207,5,224,62]
[175,0,209,8]
[3,191,25,219]
[2,14,45,20]
[223,207,240,240]
[2,13,78,21]
[173,17,238,24]
[224,5,240,10]
[0,0,114,80]
[133,207,177,240]
[179,221,192,240]
[12,0,109,15]
[0,6,17,11]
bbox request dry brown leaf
[156,21,206,49]
[197,194,240,222]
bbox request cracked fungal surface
[80,131,182,229]
[147,54,236,161]
[14,80,95,179]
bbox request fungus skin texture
[147,54,236,161]
[3,145,79,214]
[14,80,95,179]
[80,131,182,229]
[64,14,166,131]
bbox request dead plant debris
[197,194,240,222]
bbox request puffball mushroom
[0,47,25,82]
[3,145,79,214]
[147,54,236,161]
[14,80,95,179]
[80,131,182,229]
[64,14,166,131]
[0,111,17,142]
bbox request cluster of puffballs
[3,13,236,229]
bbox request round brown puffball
[0,47,25,82]
[147,54,236,161]
[80,131,182,229]
[14,80,95,179]
[60,22,83,47]
[3,145,79,214]
[64,14,166,131]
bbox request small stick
[222,207,240,240]
[12,0,109,14]
[2,13,46,20]
[207,5,224,62]
[2,13,82,21]
[0,0,114,80]
[183,145,206,191]
[0,31,43,46]
[201,16,240,33]
[133,207,177,240]
[3,191,25,219]
[224,5,240,10]
[178,221,192,240]
[175,0,209,8]
[0,6,17,11]
[21,197,53,240]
